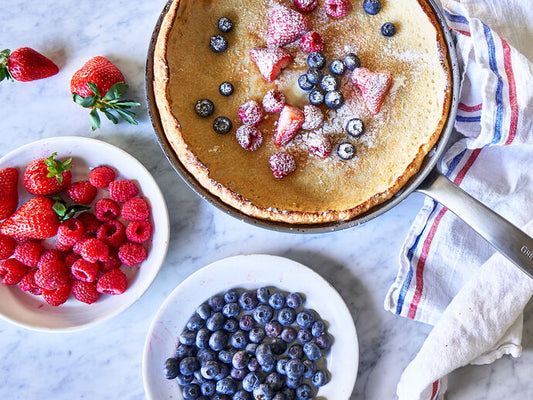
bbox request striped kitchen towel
[384,0,533,399]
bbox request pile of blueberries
[164,287,332,400]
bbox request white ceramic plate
[143,254,358,399]
[0,136,169,332]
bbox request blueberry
[381,22,397,37]
[246,343,258,354]
[216,377,238,395]
[346,117,365,137]
[297,329,312,344]
[253,304,274,325]
[231,330,249,349]
[295,384,313,400]
[277,307,296,326]
[223,302,240,318]
[266,372,285,391]
[325,90,344,109]
[280,388,296,400]
[201,381,217,396]
[287,344,303,359]
[308,89,325,106]
[239,291,258,311]
[197,348,217,364]
[329,59,346,75]
[213,116,233,135]
[219,348,238,364]
[307,52,326,69]
[180,356,200,376]
[302,360,316,379]
[337,142,356,160]
[187,313,205,331]
[265,320,283,338]
[303,342,322,361]
[285,293,303,309]
[247,357,260,372]
[276,358,289,375]
[212,395,231,400]
[298,74,314,91]
[285,359,305,379]
[281,327,297,343]
[242,372,265,392]
[268,292,285,309]
[209,330,228,351]
[196,328,211,349]
[231,367,247,381]
[182,384,201,400]
[180,329,197,346]
[249,327,266,344]
[256,287,270,303]
[311,321,325,337]
[232,350,251,369]
[273,394,287,400]
[224,288,240,303]
[176,373,195,386]
[164,357,180,379]
[270,338,287,355]
[239,314,256,331]
[207,312,225,331]
[233,390,252,400]
[176,344,195,359]
[343,53,361,70]
[224,318,239,333]
[296,310,315,329]
[253,383,275,400]
[363,0,381,14]
[306,68,322,85]
[195,99,215,118]
[210,34,228,53]
[285,375,302,390]
[208,294,226,311]
[215,363,231,380]
[320,74,339,92]
[256,344,276,371]
[218,17,233,33]
[311,370,327,387]
[315,333,331,349]
[219,82,234,97]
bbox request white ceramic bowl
[143,254,358,399]
[0,136,169,331]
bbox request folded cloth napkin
[384,0,533,398]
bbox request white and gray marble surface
[1,1,532,399]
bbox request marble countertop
[1,1,532,399]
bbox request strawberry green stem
[0,49,14,82]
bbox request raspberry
[236,125,263,151]
[80,238,109,263]
[94,198,121,221]
[34,260,69,290]
[125,220,152,243]
[325,0,351,18]
[89,165,115,188]
[108,180,139,203]
[121,197,150,221]
[72,279,100,304]
[14,240,44,267]
[118,242,148,266]
[96,220,126,248]
[66,180,98,205]
[101,249,122,272]
[37,249,64,268]
[56,218,85,248]
[269,152,297,179]
[42,285,71,306]
[262,89,286,114]
[77,212,101,235]
[97,268,127,295]
[293,0,318,12]
[238,100,264,126]
[0,234,16,260]
[72,236,90,255]
[19,269,42,295]
[301,104,324,130]
[71,258,100,282]
[64,252,81,268]
[299,31,325,53]
[0,258,28,285]
[307,134,332,158]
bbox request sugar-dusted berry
[346,118,365,137]
[72,279,100,304]
[301,105,324,130]
[210,34,228,53]
[94,198,121,221]
[324,90,344,109]
[269,152,296,179]
[238,100,264,127]
[307,134,332,158]
[344,53,361,70]
[71,258,100,282]
[293,0,318,13]
[267,5,311,47]
[381,22,397,37]
[19,269,42,295]
[308,89,325,106]
[219,81,234,97]
[250,47,293,83]
[329,59,346,75]
[217,17,233,33]
[213,116,233,135]
[307,52,326,70]
[0,234,16,260]
[97,268,127,295]
[236,126,263,151]
[337,142,356,160]
[14,240,44,267]
[275,105,305,146]
[298,74,314,91]
[0,258,28,285]
[118,241,147,266]
[324,0,351,18]
[299,31,324,53]
[125,220,152,243]
[108,180,139,203]
[262,89,286,113]
[320,74,339,92]
[363,0,382,15]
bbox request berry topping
[218,17,233,33]
[238,100,264,126]
[42,285,71,307]
[325,0,351,18]
[337,142,356,160]
[293,0,318,12]
[363,0,382,15]
[96,268,127,295]
[213,116,233,135]
[195,99,215,118]
[14,240,43,267]
[329,59,346,75]
[262,89,286,113]
[57,218,85,248]
[308,89,325,106]
[71,258,100,282]
[298,74,314,91]
[77,212,100,235]
[320,74,339,92]
[108,180,139,203]
[250,47,293,83]
[80,238,109,263]
[324,90,344,109]
[66,181,97,205]
[19,269,42,295]
[23,152,72,195]
[219,81,234,96]
[97,220,126,248]
[299,31,325,53]
[0,167,18,221]
[274,105,305,146]
[89,165,115,188]
[269,153,296,179]
[302,105,324,130]
[121,197,150,221]
[267,5,311,47]
[307,134,332,158]
[118,241,147,266]
[34,260,69,290]
[126,220,152,243]
[71,279,100,304]
[94,198,121,221]
[381,22,397,37]
[346,118,365,137]
[1,47,58,82]
[0,234,16,260]
[37,249,64,269]
[307,52,326,69]
[210,35,228,53]
[344,53,361,70]
[236,126,263,151]
[351,67,392,114]
[306,67,322,85]
[0,258,28,285]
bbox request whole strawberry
[0,47,59,82]
[0,167,18,220]
[23,152,72,195]
[70,56,140,130]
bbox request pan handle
[416,168,533,279]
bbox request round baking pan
[145,0,533,278]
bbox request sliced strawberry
[0,168,18,220]
[274,105,305,146]
[351,68,393,115]
[250,47,293,83]
[0,196,60,239]
[267,5,311,47]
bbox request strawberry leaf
[52,201,67,217]
[89,108,101,131]
[44,153,72,184]
[115,108,138,125]
[74,94,97,108]
[102,109,119,124]
[63,204,90,221]
[88,82,101,97]
[103,82,128,100]
[0,49,13,82]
